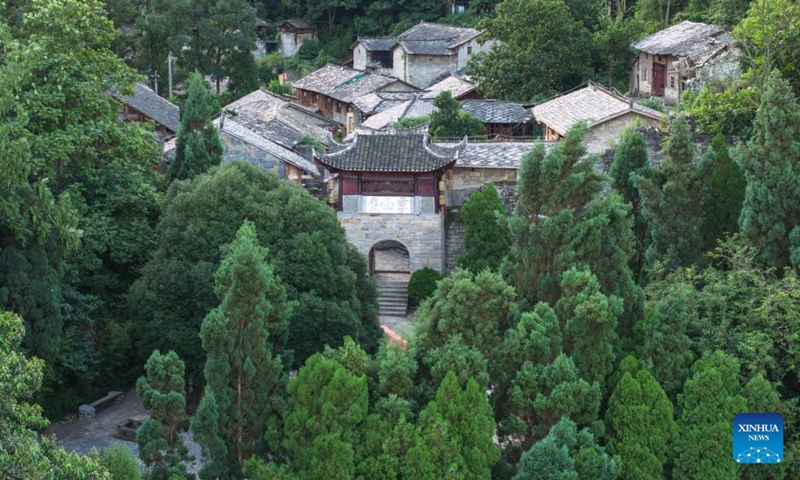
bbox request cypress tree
[701,134,745,251]
[633,113,707,274]
[609,127,652,281]
[458,183,511,273]
[136,350,189,479]
[505,123,643,331]
[192,221,290,478]
[606,369,677,480]
[738,71,800,271]
[641,283,695,400]
[555,268,621,390]
[674,351,747,480]
[169,73,223,181]
[428,91,484,138]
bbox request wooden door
[653,63,666,97]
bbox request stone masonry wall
[339,213,445,273]
[584,112,661,155]
[221,133,285,177]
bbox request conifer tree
[555,268,621,389]
[192,221,290,478]
[458,183,510,273]
[674,350,747,480]
[514,417,617,480]
[641,283,695,400]
[701,134,745,251]
[169,73,223,181]
[504,123,643,330]
[606,369,677,480]
[610,127,652,280]
[633,113,707,274]
[135,350,189,480]
[428,91,484,138]
[738,71,800,271]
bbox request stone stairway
[377,277,409,317]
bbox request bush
[408,268,444,304]
[100,444,143,480]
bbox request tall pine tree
[633,113,707,274]
[738,71,800,272]
[169,73,223,181]
[504,123,643,331]
[192,221,290,478]
[136,350,189,479]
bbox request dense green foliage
[136,350,189,479]
[700,133,745,252]
[191,222,290,478]
[100,444,143,480]
[737,72,800,272]
[429,91,485,138]
[169,74,223,181]
[458,184,510,273]
[130,161,381,374]
[407,267,444,303]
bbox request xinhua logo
[733,413,783,464]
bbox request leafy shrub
[100,444,143,480]
[408,268,444,304]
[394,115,430,131]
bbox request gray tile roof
[352,92,420,115]
[461,100,530,124]
[292,65,409,104]
[112,82,180,133]
[434,141,553,169]
[218,117,320,176]
[279,19,312,31]
[398,40,454,56]
[320,130,464,172]
[631,20,731,66]
[532,84,664,136]
[423,74,477,99]
[358,38,396,52]
[399,22,481,48]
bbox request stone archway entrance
[369,240,411,275]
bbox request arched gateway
[319,130,466,274]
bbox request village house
[112,82,180,144]
[279,19,316,57]
[352,22,495,89]
[461,100,533,137]
[631,20,736,105]
[422,72,481,101]
[292,64,419,129]
[532,83,663,154]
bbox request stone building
[279,19,316,57]
[423,72,481,101]
[112,82,180,144]
[461,100,533,137]
[352,22,495,89]
[319,130,466,274]
[532,83,663,154]
[631,20,735,105]
[292,64,419,128]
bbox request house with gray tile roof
[461,100,533,137]
[279,19,316,57]
[423,73,480,100]
[292,64,419,128]
[112,82,180,144]
[351,22,496,89]
[631,20,736,105]
[532,83,664,154]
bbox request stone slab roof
[219,117,320,176]
[112,82,180,133]
[399,22,481,48]
[279,19,313,31]
[361,96,436,130]
[398,40,453,56]
[462,100,530,124]
[434,141,555,169]
[532,84,664,136]
[320,130,463,172]
[358,38,396,52]
[222,89,331,148]
[352,92,420,116]
[631,20,730,66]
[292,65,409,104]
[423,74,477,99]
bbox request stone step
[379,291,408,298]
[380,309,408,316]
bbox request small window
[467,45,473,55]
[670,76,675,88]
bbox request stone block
[79,404,95,420]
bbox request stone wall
[221,132,285,177]
[584,112,661,155]
[339,213,445,273]
[451,167,518,190]
[444,209,465,272]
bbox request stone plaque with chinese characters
[363,196,414,214]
